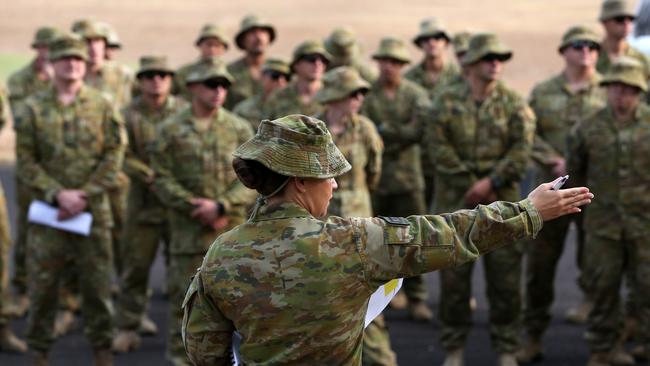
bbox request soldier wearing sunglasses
[517,26,607,364]
[597,0,650,78]
[149,60,256,366]
[426,33,535,366]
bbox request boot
[11,294,30,318]
[389,291,407,310]
[442,347,464,366]
[112,330,141,353]
[408,300,433,322]
[93,347,113,366]
[138,315,158,336]
[0,325,27,353]
[29,350,48,366]
[497,353,519,366]
[631,344,647,361]
[515,336,543,363]
[53,310,76,337]
[565,300,592,324]
[586,352,611,366]
[610,344,634,366]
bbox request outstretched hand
[527,179,593,221]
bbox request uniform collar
[252,201,315,222]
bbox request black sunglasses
[139,71,171,80]
[202,78,230,90]
[421,33,449,42]
[613,15,635,23]
[481,53,510,63]
[568,40,599,51]
[265,70,289,81]
[301,54,328,64]
[349,89,367,98]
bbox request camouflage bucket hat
[599,0,636,21]
[413,18,450,47]
[136,56,175,77]
[324,27,357,55]
[48,32,88,61]
[76,20,108,40]
[600,56,648,92]
[315,66,370,104]
[558,25,601,52]
[291,40,332,67]
[461,32,512,66]
[31,26,61,48]
[452,31,471,55]
[185,58,234,85]
[235,14,276,50]
[103,23,122,48]
[195,23,230,49]
[262,58,291,76]
[233,114,351,179]
[372,37,411,63]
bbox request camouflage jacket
[150,106,256,254]
[567,104,650,240]
[14,85,126,226]
[596,43,650,76]
[226,57,264,109]
[404,60,461,99]
[427,80,535,212]
[122,95,187,223]
[84,61,134,109]
[232,93,268,130]
[315,111,384,217]
[266,82,325,119]
[361,79,430,195]
[529,72,605,182]
[182,199,543,366]
[173,57,208,101]
[7,60,52,114]
[327,58,378,83]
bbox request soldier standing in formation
[112,56,187,353]
[517,26,607,364]
[324,27,378,82]
[226,15,276,108]
[428,33,535,366]
[568,57,650,366]
[362,37,433,322]
[15,32,126,365]
[233,58,291,129]
[149,60,256,365]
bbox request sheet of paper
[364,278,403,328]
[27,200,93,236]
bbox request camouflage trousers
[363,315,398,366]
[115,219,170,330]
[26,224,114,351]
[10,182,30,294]
[522,214,585,337]
[583,231,650,354]
[167,252,204,365]
[439,242,523,353]
[109,175,129,274]
[0,183,11,326]
[373,191,427,302]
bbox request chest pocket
[379,217,415,245]
[76,112,105,154]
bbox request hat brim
[233,132,351,179]
[49,50,88,62]
[558,38,601,53]
[290,52,332,69]
[235,25,276,50]
[413,32,451,47]
[315,85,369,104]
[371,54,410,64]
[461,49,512,66]
[195,36,230,49]
[600,77,648,92]
[599,12,636,21]
[136,68,175,78]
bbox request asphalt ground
[0,164,601,365]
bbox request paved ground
[0,165,604,365]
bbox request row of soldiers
[0,0,650,365]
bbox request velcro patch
[378,216,410,226]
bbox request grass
[0,53,30,84]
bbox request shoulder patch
[378,216,410,226]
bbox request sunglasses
[265,70,289,81]
[349,89,367,98]
[301,54,328,64]
[421,33,449,42]
[480,53,510,63]
[613,15,635,23]
[202,78,230,90]
[139,71,171,80]
[568,41,599,51]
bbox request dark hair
[232,158,289,196]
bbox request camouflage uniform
[115,93,187,331]
[266,81,325,119]
[151,95,256,364]
[15,79,126,352]
[362,60,431,304]
[523,38,606,340]
[567,58,650,359]
[181,115,545,366]
[324,27,378,82]
[428,75,535,353]
[404,62,460,99]
[7,26,59,296]
[596,45,650,77]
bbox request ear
[293,177,308,193]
